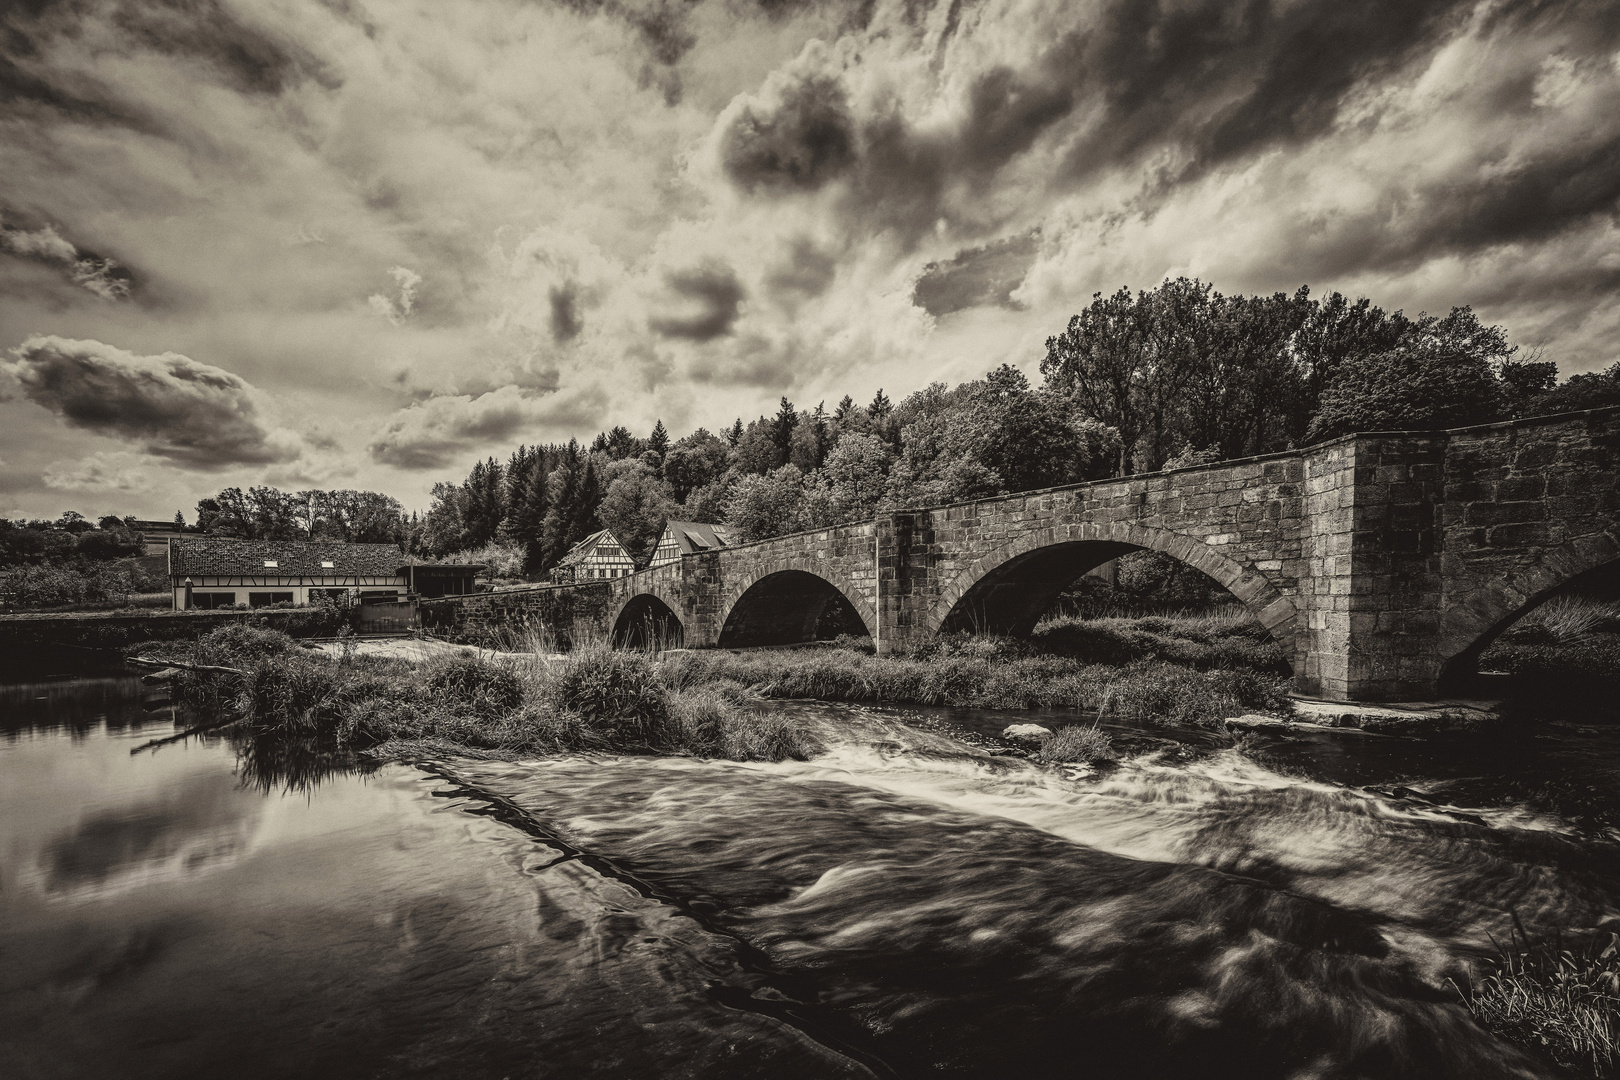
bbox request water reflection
[35,770,262,900]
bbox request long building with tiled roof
[168,539,481,609]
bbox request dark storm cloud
[912,232,1038,317]
[4,336,299,468]
[648,263,745,341]
[722,0,1488,240]
[548,284,583,342]
[1,0,335,102]
[721,75,857,192]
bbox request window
[248,592,294,608]
[358,590,400,602]
[192,592,236,610]
[263,560,278,568]
[309,588,349,604]
[321,560,335,568]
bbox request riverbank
[138,615,1300,771]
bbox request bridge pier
[440,409,1620,704]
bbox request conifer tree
[647,419,670,462]
[726,418,744,446]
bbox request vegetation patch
[1037,724,1116,764]
[1454,931,1619,1080]
[144,627,814,763]
[657,637,1293,728]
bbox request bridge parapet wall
[884,452,1311,650]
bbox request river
[2,673,1617,1078]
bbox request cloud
[4,336,301,468]
[0,214,131,300]
[42,450,148,492]
[368,384,610,470]
[368,266,423,325]
[648,262,746,341]
[913,232,1039,316]
[721,73,857,192]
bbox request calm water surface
[3,676,1619,1078]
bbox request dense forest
[413,278,1620,578]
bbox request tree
[539,441,583,571]
[733,418,783,475]
[799,433,892,527]
[55,511,92,535]
[664,429,733,503]
[420,482,468,556]
[598,465,677,563]
[1307,307,1513,442]
[770,396,798,463]
[1521,361,1620,416]
[789,403,829,472]
[723,464,804,541]
[596,425,640,460]
[646,420,670,465]
[725,418,744,447]
[461,458,506,548]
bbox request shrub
[425,655,524,718]
[1039,724,1115,763]
[234,649,345,735]
[549,647,677,748]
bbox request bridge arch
[717,563,877,649]
[611,590,684,650]
[1438,530,1620,688]
[927,522,1299,651]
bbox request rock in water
[1001,723,1053,742]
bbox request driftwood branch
[126,655,246,676]
[130,716,244,755]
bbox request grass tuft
[1455,930,1620,1079]
[1038,724,1116,763]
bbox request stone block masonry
[434,408,1620,702]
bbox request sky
[1,0,1618,520]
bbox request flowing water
[3,674,1618,1079]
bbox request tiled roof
[170,539,405,577]
[557,529,633,566]
[661,520,733,555]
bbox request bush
[1039,724,1115,763]
[425,655,524,718]
[549,647,678,748]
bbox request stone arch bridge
[424,409,1620,702]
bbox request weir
[426,408,1620,702]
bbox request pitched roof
[660,520,734,556]
[557,528,633,566]
[170,538,405,577]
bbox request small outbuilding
[648,520,734,568]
